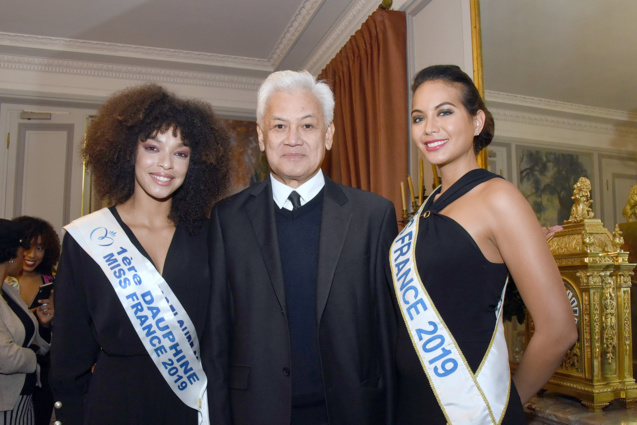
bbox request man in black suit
[204,70,397,425]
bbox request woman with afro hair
[4,216,60,425]
[50,84,232,425]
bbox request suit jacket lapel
[247,181,287,312]
[316,177,351,322]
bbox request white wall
[0,57,259,119]
[402,0,637,230]
[2,0,634,229]
[486,91,637,229]
[408,0,473,76]
[1,0,477,223]
[0,54,260,224]
[404,0,475,194]
[0,103,97,232]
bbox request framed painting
[222,119,268,195]
[517,145,594,226]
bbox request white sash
[390,195,511,425]
[65,208,210,425]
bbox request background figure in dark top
[49,84,232,425]
[5,216,60,425]
[1,219,52,425]
[392,65,578,424]
[203,70,398,425]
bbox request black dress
[395,169,527,424]
[50,207,211,425]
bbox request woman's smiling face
[411,80,484,168]
[133,127,191,201]
[23,235,45,273]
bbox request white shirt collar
[270,170,326,210]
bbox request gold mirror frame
[470,0,488,169]
[80,115,91,216]
[80,115,98,216]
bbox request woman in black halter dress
[392,65,578,424]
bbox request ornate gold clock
[528,177,637,412]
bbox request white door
[0,104,96,237]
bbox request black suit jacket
[203,176,398,425]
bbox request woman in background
[390,65,577,424]
[4,217,60,425]
[50,84,231,425]
[1,219,52,425]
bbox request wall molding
[0,54,263,91]
[0,32,270,71]
[0,0,378,83]
[486,90,637,123]
[491,107,637,139]
[0,0,323,72]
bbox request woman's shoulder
[0,283,25,308]
[478,177,527,207]
[475,177,544,240]
[3,276,19,290]
[479,174,515,191]
[1,280,20,296]
[465,176,537,228]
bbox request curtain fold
[319,9,408,219]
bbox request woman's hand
[35,289,55,326]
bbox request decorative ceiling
[0,0,381,81]
[0,0,635,119]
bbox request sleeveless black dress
[395,169,527,424]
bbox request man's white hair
[256,70,335,128]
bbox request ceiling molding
[303,0,378,74]
[486,90,637,124]
[0,54,263,91]
[0,32,271,71]
[268,0,324,67]
[0,0,388,79]
[491,107,637,139]
[0,1,324,72]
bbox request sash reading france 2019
[102,244,201,391]
[392,222,458,379]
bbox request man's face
[257,89,334,188]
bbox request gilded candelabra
[399,160,440,226]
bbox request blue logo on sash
[90,227,115,247]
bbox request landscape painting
[517,146,594,226]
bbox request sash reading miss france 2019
[389,192,510,425]
[65,208,210,425]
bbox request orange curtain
[319,8,408,219]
